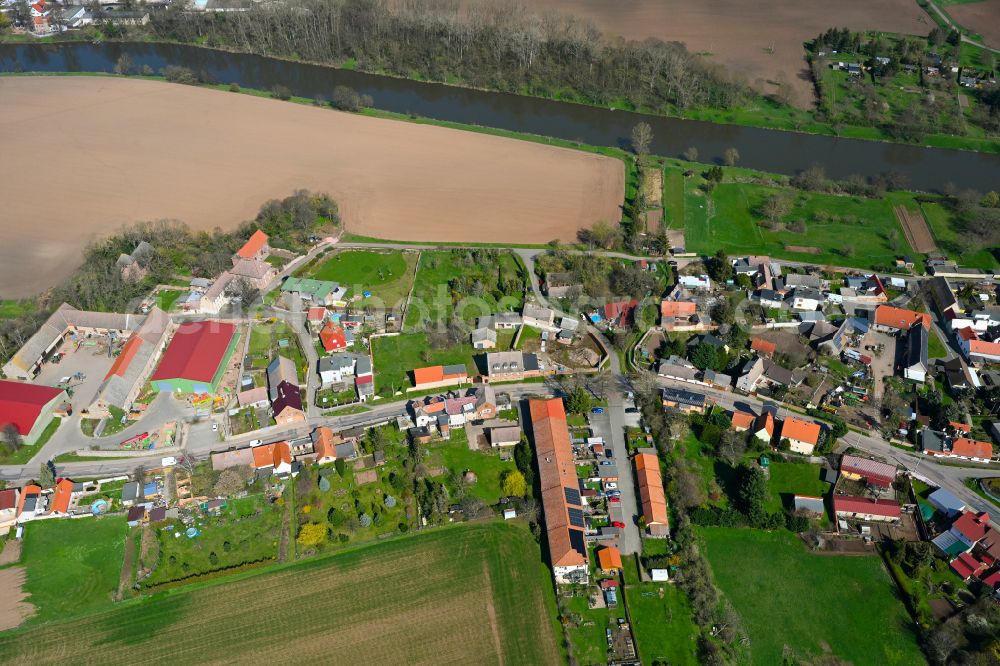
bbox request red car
[611,521,625,528]
[609,497,621,503]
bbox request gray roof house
[928,488,966,517]
[919,429,949,454]
[267,356,299,400]
[793,495,826,514]
[903,325,929,383]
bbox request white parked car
[605,482,618,490]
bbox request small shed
[651,569,670,582]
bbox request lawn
[928,328,949,359]
[0,522,562,666]
[371,332,477,393]
[404,250,527,328]
[248,320,307,376]
[622,557,699,665]
[698,527,924,665]
[662,166,685,230]
[305,249,417,307]
[763,462,831,513]
[426,428,517,504]
[18,516,128,625]
[155,290,182,311]
[686,181,912,269]
[143,494,284,588]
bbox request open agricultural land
[15,517,128,626]
[0,76,624,298]
[0,522,561,665]
[698,527,923,665]
[944,0,1000,48]
[522,0,931,105]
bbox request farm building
[833,496,901,523]
[873,306,930,332]
[0,380,66,445]
[634,449,669,537]
[839,455,897,489]
[530,397,588,585]
[150,321,238,394]
[2,303,145,381]
[89,307,172,417]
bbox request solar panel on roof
[568,507,585,528]
[569,529,587,555]
[564,487,582,506]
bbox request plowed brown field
[0,76,624,297]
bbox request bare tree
[631,121,653,157]
[2,424,22,453]
[723,147,740,166]
[683,146,699,161]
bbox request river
[2,42,999,192]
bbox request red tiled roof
[949,421,972,433]
[983,569,1000,589]
[104,335,143,381]
[151,321,235,384]
[833,495,901,518]
[307,307,327,322]
[660,300,696,318]
[413,366,444,386]
[874,306,930,331]
[970,338,1000,357]
[604,299,638,323]
[597,546,623,571]
[952,438,993,459]
[0,488,17,511]
[731,411,755,430]
[952,511,990,543]
[958,327,978,342]
[839,454,896,488]
[950,552,987,580]
[754,412,775,437]
[236,229,269,259]
[0,380,62,436]
[781,417,821,446]
[635,452,668,529]
[50,478,74,514]
[252,441,291,469]
[750,338,776,355]
[320,322,347,352]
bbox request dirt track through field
[894,205,936,253]
[947,0,1000,48]
[523,0,931,105]
[0,567,34,631]
[0,76,624,298]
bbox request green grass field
[0,522,562,665]
[306,249,417,307]
[698,527,923,665]
[426,428,517,504]
[17,516,128,626]
[0,418,61,465]
[404,250,526,328]
[623,558,700,665]
[371,332,477,393]
[686,180,912,268]
[662,167,685,230]
[155,290,182,311]
[764,462,831,513]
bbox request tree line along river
[2,41,1000,193]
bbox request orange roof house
[750,338,777,356]
[320,322,347,353]
[874,306,930,331]
[16,484,41,517]
[411,364,468,390]
[312,427,340,464]
[49,478,74,515]
[781,417,822,454]
[597,546,623,573]
[731,411,756,431]
[634,451,669,536]
[752,412,775,442]
[951,438,993,460]
[530,398,589,584]
[236,229,270,260]
[252,441,292,472]
[660,300,697,318]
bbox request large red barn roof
[0,380,62,435]
[151,322,235,383]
